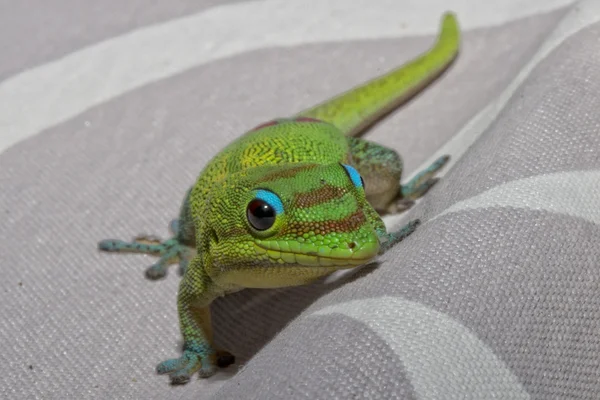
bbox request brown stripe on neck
[293,184,348,208]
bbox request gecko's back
[192,11,460,209]
[194,117,350,196]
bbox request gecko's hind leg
[348,138,449,215]
[399,155,449,203]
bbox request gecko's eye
[246,189,284,231]
[341,164,364,189]
[247,200,275,230]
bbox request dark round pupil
[247,199,276,231]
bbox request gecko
[98,12,460,384]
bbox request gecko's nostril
[348,242,357,250]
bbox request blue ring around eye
[254,189,284,214]
[341,164,363,188]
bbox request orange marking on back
[249,120,280,132]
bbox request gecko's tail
[296,12,460,137]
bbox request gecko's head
[205,162,382,288]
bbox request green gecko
[98,12,460,384]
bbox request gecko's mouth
[253,241,379,268]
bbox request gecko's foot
[378,219,421,254]
[157,344,218,384]
[98,220,192,280]
[400,155,449,201]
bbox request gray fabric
[223,314,420,399]
[2,1,599,399]
[0,0,246,81]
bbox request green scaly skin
[98,12,460,384]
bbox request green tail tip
[439,11,460,45]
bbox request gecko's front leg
[98,218,194,279]
[98,188,196,279]
[157,255,222,383]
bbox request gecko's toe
[157,348,217,384]
[133,235,163,245]
[145,263,168,280]
[97,239,128,251]
[198,364,218,378]
[169,219,180,235]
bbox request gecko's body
[99,13,460,384]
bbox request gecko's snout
[343,236,380,262]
